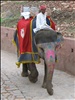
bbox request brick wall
[1,26,16,54]
[1,26,75,75]
[56,37,75,75]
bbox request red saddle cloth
[47,16,56,30]
[17,18,33,54]
[14,17,40,67]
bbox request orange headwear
[39,5,46,10]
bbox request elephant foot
[46,82,53,95]
[28,71,38,83]
[28,74,38,83]
[21,72,28,77]
[28,64,39,83]
[47,87,53,95]
[42,82,53,88]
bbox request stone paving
[1,50,75,100]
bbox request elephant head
[34,29,63,61]
[34,29,64,95]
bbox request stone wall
[56,37,75,75]
[1,26,75,75]
[1,26,17,54]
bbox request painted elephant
[21,28,64,95]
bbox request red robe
[17,18,33,54]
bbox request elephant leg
[21,63,28,77]
[46,64,54,95]
[42,61,47,88]
[28,63,39,83]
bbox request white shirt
[36,12,46,28]
[33,12,52,33]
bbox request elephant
[13,15,63,95]
[21,28,64,95]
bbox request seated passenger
[33,5,56,33]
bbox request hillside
[1,1,75,38]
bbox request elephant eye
[40,47,44,52]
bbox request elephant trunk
[37,42,56,81]
[44,48,55,81]
[44,46,56,95]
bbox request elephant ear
[55,32,64,50]
[56,32,64,43]
[34,29,57,44]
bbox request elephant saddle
[13,17,40,67]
